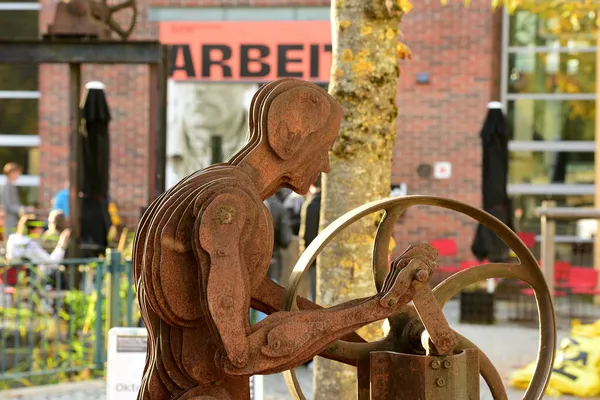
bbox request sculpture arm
[199,190,255,369]
[251,277,367,343]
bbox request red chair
[429,239,459,284]
[564,267,600,319]
[567,267,600,295]
[520,261,570,298]
[517,232,536,249]
[430,239,457,257]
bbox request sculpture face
[259,84,343,195]
[282,112,341,195]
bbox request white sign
[433,162,452,179]
[390,183,408,197]
[107,328,148,400]
[107,327,264,400]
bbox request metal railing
[0,250,136,389]
[536,200,600,303]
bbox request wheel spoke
[283,369,305,400]
[432,263,543,307]
[108,0,133,13]
[433,262,555,400]
[277,195,556,400]
[373,205,407,292]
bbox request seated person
[41,210,68,253]
[6,214,71,282]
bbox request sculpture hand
[379,243,438,310]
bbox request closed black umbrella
[471,103,514,262]
[79,81,111,257]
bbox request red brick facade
[38,1,498,259]
[393,3,500,260]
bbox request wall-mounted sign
[390,183,408,197]
[159,21,332,82]
[433,162,452,179]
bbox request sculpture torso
[134,164,273,399]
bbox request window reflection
[0,147,39,176]
[511,194,595,266]
[513,194,593,232]
[509,9,597,48]
[507,100,595,141]
[508,52,595,94]
[17,187,38,208]
[510,151,593,185]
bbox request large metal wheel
[280,195,556,400]
[97,0,137,40]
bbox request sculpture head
[240,79,342,197]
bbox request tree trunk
[314,0,404,398]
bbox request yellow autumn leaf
[340,20,351,30]
[398,0,412,13]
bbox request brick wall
[38,1,497,242]
[391,3,500,261]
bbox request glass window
[17,186,38,208]
[0,147,39,176]
[0,64,39,91]
[509,9,597,48]
[511,194,595,266]
[510,151,593,185]
[512,194,593,234]
[508,52,595,94]
[507,100,595,141]
[0,99,39,135]
[0,9,38,39]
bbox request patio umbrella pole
[68,63,82,259]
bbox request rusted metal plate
[370,350,480,400]
[130,77,555,400]
[0,40,164,64]
[45,0,137,40]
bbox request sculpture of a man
[134,79,435,399]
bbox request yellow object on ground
[510,319,600,397]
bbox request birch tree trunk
[314,0,404,398]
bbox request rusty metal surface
[370,349,480,399]
[134,79,418,399]
[46,0,137,40]
[281,195,556,400]
[0,40,163,64]
[133,78,555,399]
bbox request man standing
[300,174,322,302]
[1,163,32,235]
[265,189,293,283]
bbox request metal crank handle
[379,259,429,309]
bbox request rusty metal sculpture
[45,0,137,40]
[134,78,556,400]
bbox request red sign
[159,21,333,82]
